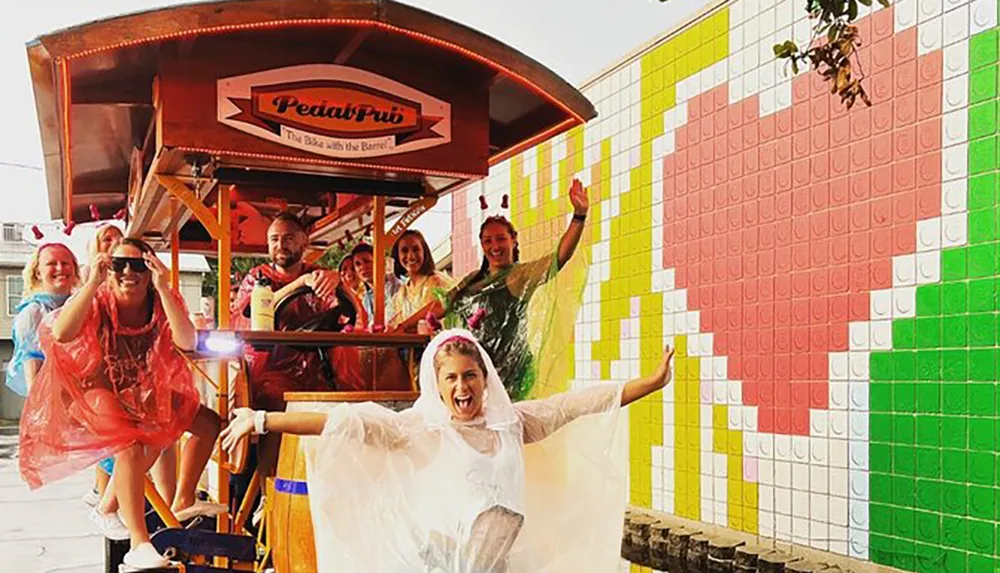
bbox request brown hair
[433,337,488,377]
[391,229,436,278]
[114,238,155,255]
[338,254,354,275]
[477,216,519,277]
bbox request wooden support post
[372,196,387,328]
[170,199,180,290]
[215,185,232,565]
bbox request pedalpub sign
[218,64,452,159]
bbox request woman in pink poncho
[19,238,221,571]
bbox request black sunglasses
[111,257,149,273]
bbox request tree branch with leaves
[773,0,891,109]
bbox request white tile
[942,109,968,147]
[811,410,829,437]
[920,0,945,20]
[943,42,969,80]
[896,0,918,30]
[916,251,941,284]
[775,460,792,488]
[943,75,970,113]
[830,438,849,469]
[830,467,849,498]
[943,6,970,45]
[918,16,944,54]
[830,381,850,409]
[971,0,998,33]
[829,525,849,556]
[941,212,969,247]
[849,498,870,529]
[829,353,850,381]
[829,410,849,438]
[849,381,869,411]
[849,529,869,560]
[850,440,869,471]
[793,462,809,490]
[760,458,775,486]
[893,254,917,287]
[775,485,792,515]
[811,465,829,495]
[850,322,870,350]
[870,320,892,349]
[917,218,943,251]
[870,290,892,320]
[893,286,917,318]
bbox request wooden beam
[372,196,387,328]
[157,174,225,240]
[126,149,168,238]
[307,195,372,242]
[383,196,437,253]
[333,27,372,64]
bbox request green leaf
[858,0,872,6]
[848,0,858,20]
[791,59,800,74]
[876,0,890,7]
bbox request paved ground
[0,429,104,573]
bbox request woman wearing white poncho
[222,329,675,572]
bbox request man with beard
[230,212,341,479]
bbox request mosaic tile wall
[452,0,1000,570]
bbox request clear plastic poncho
[299,329,628,572]
[5,293,69,396]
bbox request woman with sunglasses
[18,239,222,571]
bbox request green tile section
[866,27,1000,573]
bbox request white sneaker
[88,508,130,541]
[173,500,227,523]
[82,489,100,507]
[119,542,169,571]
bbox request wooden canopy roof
[26,0,595,253]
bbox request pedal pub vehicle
[25,0,595,570]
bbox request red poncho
[19,286,200,490]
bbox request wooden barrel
[268,391,418,573]
[268,433,315,573]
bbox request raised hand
[568,178,589,216]
[88,253,111,287]
[143,253,171,293]
[652,345,675,387]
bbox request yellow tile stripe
[712,405,759,534]
[623,9,729,510]
[505,6,733,517]
[673,336,701,520]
